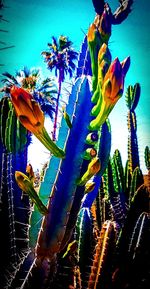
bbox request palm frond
[2,72,19,85]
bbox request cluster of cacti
[0,1,149,289]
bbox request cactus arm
[129,166,144,205]
[127,111,140,174]
[131,83,140,111]
[126,84,141,174]
[144,146,150,193]
[112,0,133,24]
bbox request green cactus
[144,146,150,193]
[129,166,144,205]
[88,220,117,289]
[76,207,95,289]
[112,184,149,289]
[126,83,141,175]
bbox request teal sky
[0,0,150,173]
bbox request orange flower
[10,86,65,158]
[103,57,130,102]
[77,157,101,186]
[10,86,44,132]
[89,56,130,130]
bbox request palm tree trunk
[52,71,62,141]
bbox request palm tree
[42,35,78,140]
[2,66,57,120]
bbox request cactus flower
[77,157,101,186]
[84,181,95,194]
[15,171,48,215]
[103,56,130,100]
[10,86,65,158]
[89,56,130,130]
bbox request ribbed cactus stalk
[144,146,150,193]
[0,96,31,288]
[124,159,132,202]
[129,166,144,205]
[103,156,126,227]
[76,207,95,289]
[88,220,117,289]
[126,83,141,175]
[112,186,149,289]
[128,211,149,260]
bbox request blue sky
[0,0,150,173]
